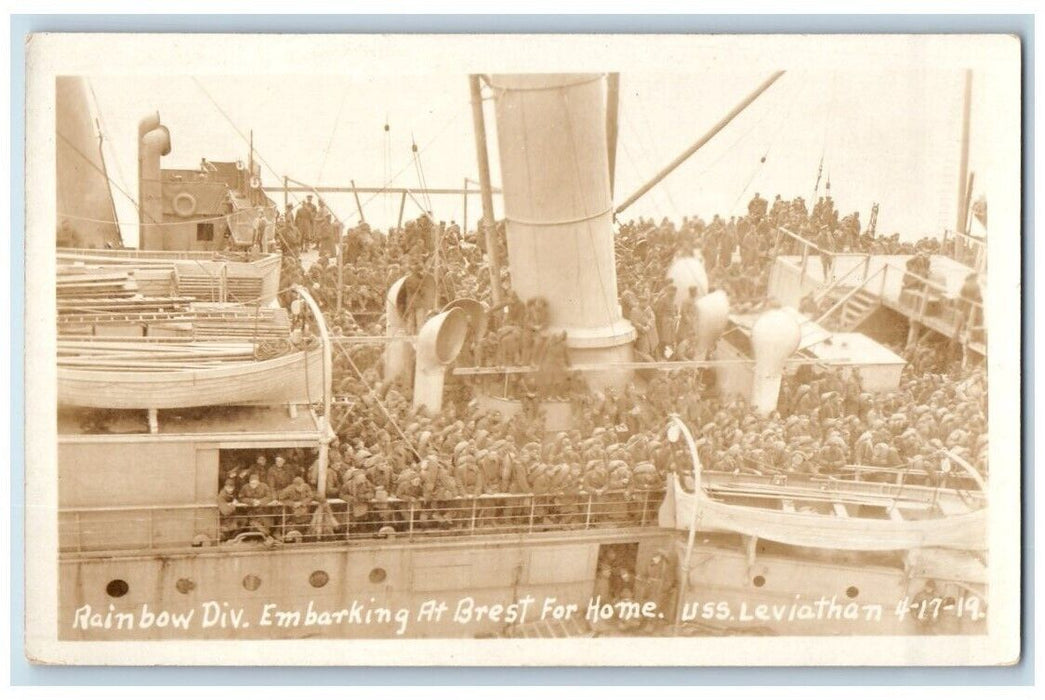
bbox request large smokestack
[138,117,170,250]
[55,76,121,248]
[490,73,634,388]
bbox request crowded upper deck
[203,192,987,545]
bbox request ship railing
[835,464,984,492]
[774,226,868,295]
[776,226,985,342]
[882,265,985,347]
[940,229,985,272]
[58,488,667,554]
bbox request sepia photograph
[22,32,1022,666]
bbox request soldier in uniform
[266,455,294,494]
[278,476,315,534]
[238,472,274,534]
[638,551,676,624]
[217,478,241,540]
[653,282,678,358]
[294,196,315,249]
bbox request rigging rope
[190,76,304,211]
[560,87,619,332]
[340,100,470,227]
[86,79,132,212]
[316,84,350,185]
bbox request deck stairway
[818,286,882,332]
[774,227,985,358]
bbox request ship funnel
[139,122,171,250]
[693,290,730,358]
[491,73,634,389]
[413,308,469,414]
[668,255,710,305]
[750,308,801,415]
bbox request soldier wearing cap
[238,472,274,533]
[278,476,315,532]
[294,196,315,248]
[266,455,294,494]
[217,478,241,539]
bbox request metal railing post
[640,490,650,526]
[584,493,593,529]
[408,502,415,539]
[528,497,536,533]
[470,497,478,533]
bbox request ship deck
[58,403,321,439]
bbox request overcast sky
[88,68,989,247]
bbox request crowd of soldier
[220,193,987,543]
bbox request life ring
[172,192,197,218]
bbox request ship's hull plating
[60,529,985,639]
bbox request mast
[955,69,973,234]
[469,74,503,306]
[248,129,254,206]
[615,70,785,216]
[606,72,620,198]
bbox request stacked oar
[56,270,137,299]
[57,339,261,372]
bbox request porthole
[242,574,261,591]
[175,578,196,594]
[309,570,330,588]
[846,586,859,599]
[369,567,387,584]
[752,575,766,588]
[106,579,129,598]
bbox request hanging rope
[190,76,304,210]
[383,114,391,225]
[340,100,470,227]
[560,87,619,331]
[86,79,132,210]
[316,84,350,185]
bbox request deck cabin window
[196,222,214,242]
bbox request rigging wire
[560,87,619,332]
[56,130,147,221]
[619,108,673,221]
[86,79,132,211]
[383,114,391,225]
[814,72,840,201]
[634,97,683,218]
[190,76,303,210]
[729,73,808,214]
[343,101,470,227]
[316,84,350,185]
